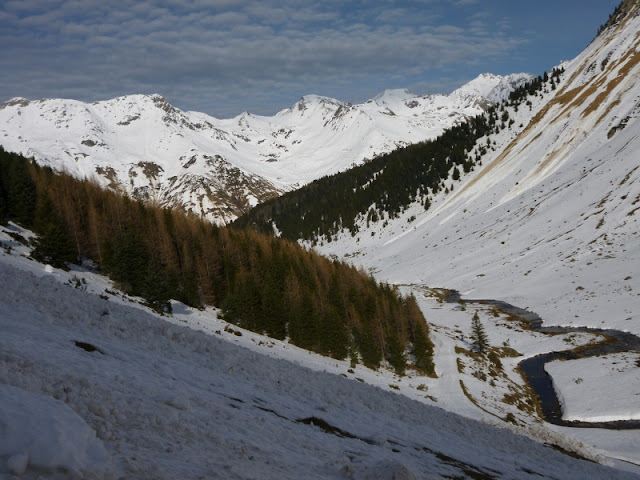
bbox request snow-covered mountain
[308,0,640,461]
[1,2,640,475]
[0,73,531,224]
[317,0,640,337]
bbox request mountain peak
[371,88,416,105]
[0,97,31,109]
[451,73,503,99]
[449,73,534,104]
[286,94,346,114]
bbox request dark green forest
[0,147,433,374]
[233,68,564,243]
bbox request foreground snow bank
[1,252,638,478]
[0,384,111,478]
[546,353,640,422]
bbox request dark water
[445,291,640,430]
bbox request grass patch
[503,312,531,330]
[487,350,502,369]
[459,380,501,420]
[584,46,640,119]
[493,346,522,358]
[423,287,451,303]
[502,386,536,415]
[571,332,616,355]
[455,345,478,356]
[515,365,544,419]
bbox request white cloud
[0,0,526,117]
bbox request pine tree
[355,323,383,369]
[386,333,407,375]
[261,268,286,340]
[0,180,7,224]
[411,320,434,375]
[141,257,173,313]
[471,311,489,355]
[322,307,349,360]
[106,230,150,295]
[31,222,77,269]
[3,155,36,227]
[288,289,318,349]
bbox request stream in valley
[445,291,640,430]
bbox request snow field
[0,384,110,478]
[545,352,640,422]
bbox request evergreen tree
[225,270,262,331]
[288,289,318,349]
[31,222,77,269]
[0,180,7,224]
[386,333,407,375]
[355,323,383,369]
[105,230,150,295]
[141,257,173,313]
[471,311,489,355]
[261,269,287,340]
[412,320,434,375]
[2,155,36,227]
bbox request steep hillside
[0,149,434,374]
[0,74,530,224]
[1,231,638,479]
[280,2,640,464]
[314,1,640,336]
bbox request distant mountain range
[0,73,531,224]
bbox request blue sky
[0,0,621,118]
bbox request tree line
[0,147,433,375]
[233,69,562,243]
[597,0,628,37]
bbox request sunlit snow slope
[318,3,640,336]
[0,74,530,224]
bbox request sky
[0,0,622,118]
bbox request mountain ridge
[0,73,531,224]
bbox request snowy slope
[307,2,640,468]
[1,227,638,479]
[0,74,530,224]
[316,3,640,337]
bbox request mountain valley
[0,74,530,224]
[1,0,639,478]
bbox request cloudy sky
[1,0,621,118]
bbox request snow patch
[0,384,111,478]
[546,353,640,423]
